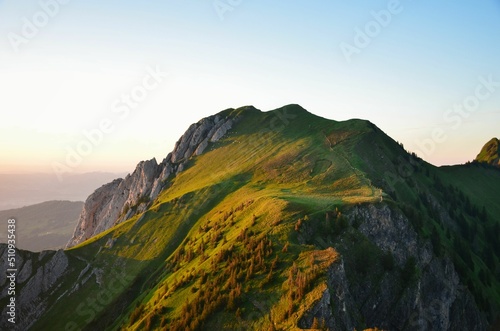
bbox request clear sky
[0,0,499,176]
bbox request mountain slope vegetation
[475,137,500,167]
[2,105,498,330]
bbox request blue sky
[0,0,499,175]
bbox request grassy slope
[108,105,381,330]
[34,105,381,330]
[32,105,500,330]
[438,165,500,218]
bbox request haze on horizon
[1,0,499,176]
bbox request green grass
[475,137,499,166]
[27,105,500,330]
[83,106,378,330]
[438,164,500,218]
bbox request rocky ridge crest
[67,111,236,247]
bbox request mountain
[475,138,500,167]
[1,105,499,331]
[0,200,83,251]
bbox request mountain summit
[1,105,498,330]
[475,137,500,167]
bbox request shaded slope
[354,127,500,325]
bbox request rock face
[67,112,236,248]
[299,204,488,331]
[0,245,71,330]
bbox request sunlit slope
[31,105,499,330]
[475,137,500,167]
[157,105,381,205]
[33,105,383,330]
[108,106,384,330]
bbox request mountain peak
[232,104,312,117]
[475,137,500,167]
[270,104,315,117]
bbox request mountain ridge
[66,109,239,247]
[1,105,498,330]
[66,104,343,248]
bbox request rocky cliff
[298,204,488,330]
[67,111,237,247]
[0,245,75,330]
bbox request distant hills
[475,137,500,167]
[0,200,83,251]
[0,172,124,210]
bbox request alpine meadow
[1,105,499,330]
